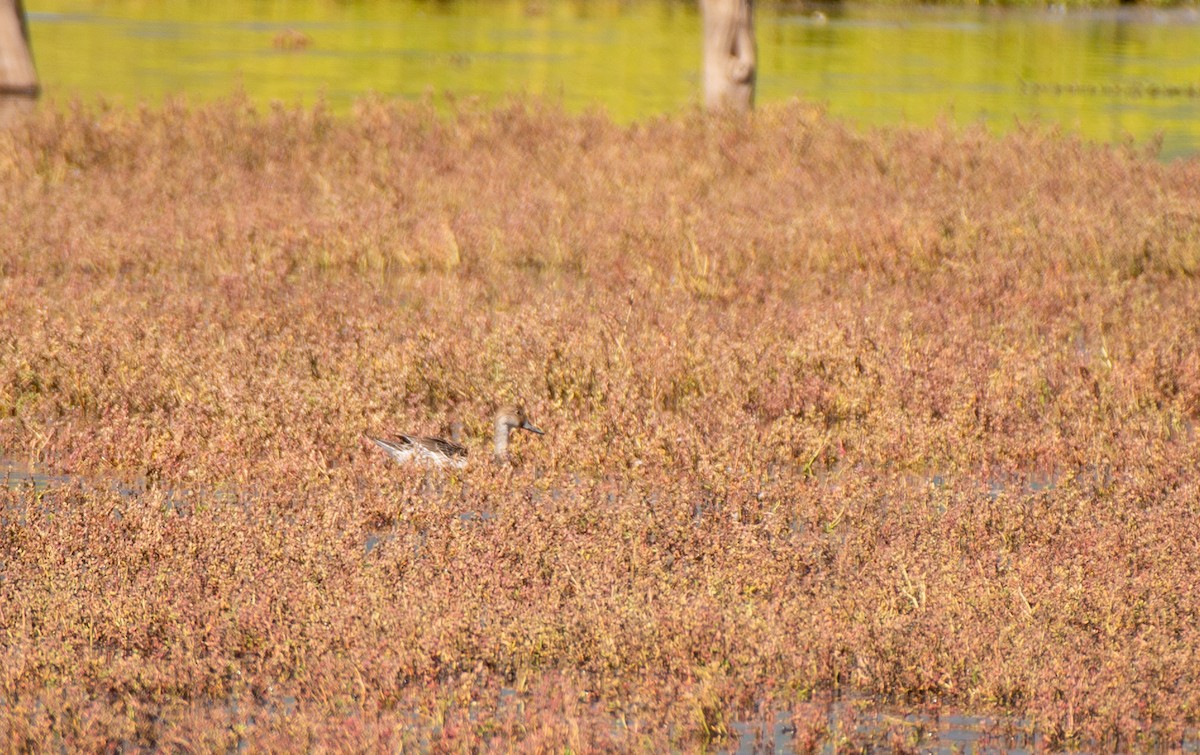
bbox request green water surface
[24,1,1200,157]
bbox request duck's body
[367,407,542,468]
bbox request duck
[366,406,544,467]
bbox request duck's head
[495,405,544,436]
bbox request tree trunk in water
[0,0,38,96]
[701,0,755,112]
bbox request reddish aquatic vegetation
[1,96,1199,749]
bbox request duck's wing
[366,434,415,464]
[408,435,468,460]
[367,433,467,467]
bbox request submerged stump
[701,0,755,112]
[0,0,38,97]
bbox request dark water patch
[722,699,1200,753]
[1,456,253,518]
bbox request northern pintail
[367,406,544,467]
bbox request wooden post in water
[0,0,38,97]
[701,0,755,112]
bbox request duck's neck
[493,420,511,460]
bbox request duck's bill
[521,420,545,435]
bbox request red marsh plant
[1,96,1199,749]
